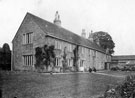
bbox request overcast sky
[0,0,135,55]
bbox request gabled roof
[112,55,135,60]
[14,12,106,53]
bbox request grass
[0,70,126,98]
[99,70,135,76]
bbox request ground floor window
[55,58,59,66]
[23,55,33,66]
[67,59,70,67]
[68,59,72,67]
[80,60,84,67]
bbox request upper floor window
[82,47,85,54]
[59,41,61,49]
[92,50,96,57]
[23,32,33,44]
[89,49,91,56]
[69,44,72,52]
[67,43,72,52]
[55,40,61,49]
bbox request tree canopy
[0,43,11,70]
[2,43,11,53]
[92,31,115,54]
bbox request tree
[0,43,11,70]
[92,31,115,54]
[3,43,11,53]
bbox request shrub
[110,67,119,71]
[121,67,126,71]
[93,67,97,72]
[131,66,135,71]
[89,68,92,73]
[104,75,135,98]
[121,66,131,71]
[35,45,56,71]
[118,75,135,98]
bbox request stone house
[12,12,111,71]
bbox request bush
[89,68,92,73]
[121,67,126,71]
[104,75,135,98]
[118,75,135,98]
[110,67,119,71]
[121,66,131,71]
[131,67,135,71]
[93,67,97,72]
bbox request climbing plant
[35,45,55,71]
[73,45,79,71]
[62,47,68,72]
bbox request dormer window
[23,32,33,44]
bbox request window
[81,47,83,54]
[69,44,72,52]
[57,41,59,49]
[68,59,71,66]
[23,32,33,44]
[55,40,61,49]
[89,49,91,56]
[23,55,33,66]
[80,60,84,67]
[58,41,61,49]
[55,58,59,66]
[66,43,69,51]
[82,47,85,54]
[55,40,57,49]
[93,51,96,57]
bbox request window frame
[23,55,33,66]
[23,32,33,45]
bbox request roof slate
[25,12,106,53]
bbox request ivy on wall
[35,45,55,71]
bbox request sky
[0,0,135,55]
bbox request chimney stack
[81,29,86,38]
[53,11,61,26]
[88,30,94,42]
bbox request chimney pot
[54,11,61,26]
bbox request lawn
[0,71,125,98]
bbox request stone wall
[12,15,47,71]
